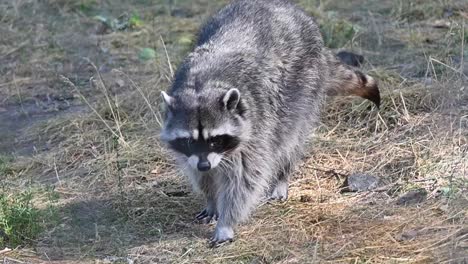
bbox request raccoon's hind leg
[269,161,293,201]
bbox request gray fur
[160,0,378,247]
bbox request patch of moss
[0,188,59,248]
[0,192,42,247]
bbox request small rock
[430,19,451,29]
[115,79,126,88]
[336,51,365,67]
[396,189,427,206]
[396,229,418,241]
[341,173,380,192]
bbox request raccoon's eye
[184,138,194,148]
[208,135,240,153]
[209,136,224,148]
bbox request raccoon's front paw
[269,181,289,201]
[209,225,234,248]
[196,208,218,224]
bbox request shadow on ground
[35,183,212,261]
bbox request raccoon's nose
[197,160,211,171]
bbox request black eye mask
[169,135,240,156]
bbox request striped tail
[325,51,380,108]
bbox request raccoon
[160,0,379,247]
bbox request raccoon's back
[197,0,322,55]
[196,0,327,118]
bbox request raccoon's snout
[196,154,212,172]
[187,153,223,172]
[197,160,211,171]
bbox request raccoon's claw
[196,209,217,224]
[209,226,234,248]
[209,237,233,248]
[269,193,288,201]
[196,209,209,219]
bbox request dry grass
[0,0,467,263]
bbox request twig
[0,77,32,88]
[305,165,348,179]
[60,76,123,142]
[460,19,465,75]
[113,69,162,127]
[53,157,62,187]
[0,40,29,59]
[160,35,174,78]
[84,58,127,145]
[0,248,12,255]
[430,57,467,79]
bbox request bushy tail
[324,51,380,107]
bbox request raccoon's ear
[161,91,174,108]
[222,88,241,111]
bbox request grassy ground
[0,0,467,263]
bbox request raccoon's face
[160,85,248,172]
